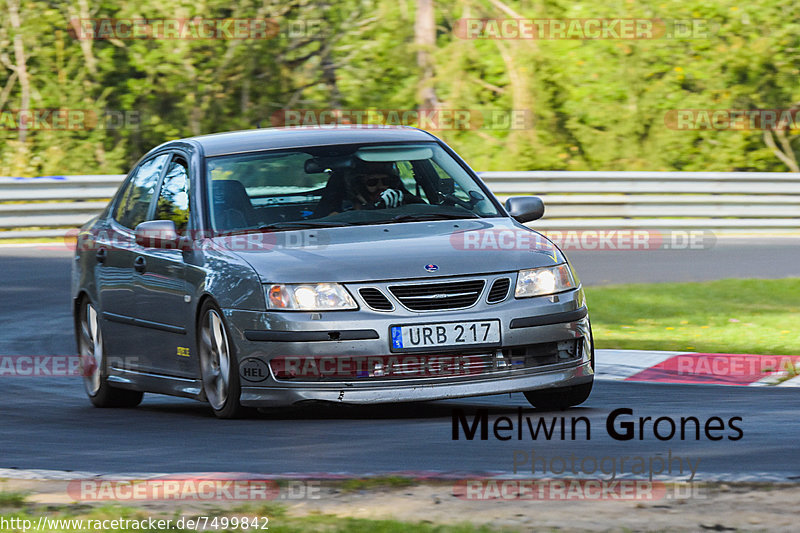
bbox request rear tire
[197,300,250,419]
[77,298,143,408]
[524,381,593,410]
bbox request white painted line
[776,374,800,387]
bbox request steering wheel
[438,192,474,211]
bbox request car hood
[212,218,567,284]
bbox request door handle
[95,248,107,264]
[134,256,147,273]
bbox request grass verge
[585,278,800,355]
[337,477,418,492]
[0,505,498,533]
[0,491,28,508]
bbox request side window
[154,156,190,234]
[396,160,429,202]
[114,154,169,229]
[396,161,416,190]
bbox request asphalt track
[0,239,798,480]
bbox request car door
[98,154,170,368]
[132,153,195,377]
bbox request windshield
[205,142,501,233]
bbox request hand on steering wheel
[375,188,404,208]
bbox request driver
[346,161,420,209]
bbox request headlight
[515,264,576,298]
[266,283,358,310]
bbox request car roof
[179,125,437,157]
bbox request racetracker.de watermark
[0,356,81,377]
[665,109,800,130]
[453,479,705,501]
[67,229,715,253]
[0,109,141,130]
[0,355,140,377]
[450,229,716,252]
[263,354,503,381]
[667,354,800,381]
[67,479,321,501]
[69,18,323,40]
[270,109,534,130]
[454,18,712,40]
[67,228,329,252]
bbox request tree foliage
[0,0,798,176]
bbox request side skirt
[107,367,203,400]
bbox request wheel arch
[194,292,222,328]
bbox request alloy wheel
[79,302,102,396]
[200,308,231,410]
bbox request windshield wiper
[390,212,480,223]
[256,221,350,231]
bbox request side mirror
[135,220,180,249]
[505,196,545,223]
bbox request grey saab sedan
[72,126,594,418]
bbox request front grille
[389,280,485,311]
[359,288,393,311]
[487,278,511,303]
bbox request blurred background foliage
[0,0,798,176]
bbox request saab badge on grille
[424,264,439,272]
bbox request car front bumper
[225,285,593,407]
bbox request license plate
[390,320,501,351]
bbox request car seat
[211,180,259,231]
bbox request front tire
[198,301,248,418]
[524,321,595,410]
[523,381,593,410]
[77,298,143,408]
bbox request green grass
[338,476,419,492]
[0,507,501,533]
[0,237,71,245]
[266,516,497,532]
[0,491,28,507]
[585,278,800,355]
